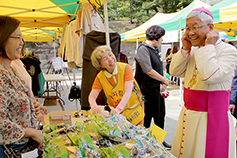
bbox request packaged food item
[97,138,114,148]
[119,139,153,157]
[43,113,175,158]
[86,131,103,142]
[67,132,95,149]
[99,122,129,143]
[100,145,130,158]
[56,127,70,135]
[43,124,56,134]
[89,114,104,122]
[84,147,102,158]
[44,146,68,158]
[73,110,90,118]
[66,146,78,158]
[56,123,69,129]
[44,136,70,155]
[83,120,101,133]
[50,111,72,125]
[138,135,175,158]
[74,122,84,132]
[86,131,103,149]
[44,131,58,139]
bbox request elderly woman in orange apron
[89,45,144,126]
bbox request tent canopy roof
[121,0,237,42]
[210,0,237,37]
[1,0,104,42]
[121,0,210,42]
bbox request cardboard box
[49,111,72,125]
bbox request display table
[42,111,175,158]
[44,107,109,126]
[41,74,67,110]
[44,111,89,126]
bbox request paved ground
[36,70,183,146]
[164,85,183,145]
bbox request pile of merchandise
[43,113,175,158]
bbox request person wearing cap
[170,8,237,157]
[134,25,171,148]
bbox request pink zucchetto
[192,7,213,19]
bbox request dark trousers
[142,87,165,129]
[166,63,170,75]
[144,110,165,129]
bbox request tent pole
[103,0,110,46]
[179,29,184,106]
[73,69,79,111]
[136,38,139,50]
[53,41,56,57]
[179,29,183,48]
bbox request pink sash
[184,88,229,158]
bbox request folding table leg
[58,99,65,111]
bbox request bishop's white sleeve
[194,44,237,84]
[170,49,191,77]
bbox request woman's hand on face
[92,108,101,115]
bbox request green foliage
[102,0,193,25]
[96,0,193,30]
[157,0,193,13]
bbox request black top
[135,43,163,89]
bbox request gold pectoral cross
[188,75,197,88]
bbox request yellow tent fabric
[214,1,237,37]
[0,0,104,42]
[20,27,62,42]
[220,1,237,21]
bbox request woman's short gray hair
[186,11,213,24]
[91,45,112,71]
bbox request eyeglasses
[184,23,210,33]
[9,36,23,41]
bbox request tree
[119,0,157,25]
[101,0,193,25]
[157,0,193,13]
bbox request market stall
[1,1,175,157]
[0,0,106,42]
[42,109,175,157]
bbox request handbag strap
[3,139,40,158]
[3,145,17,158]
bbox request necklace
[188,65,198,88]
